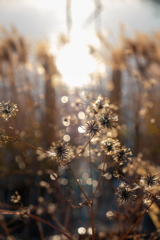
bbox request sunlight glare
[56,37,97,87]
[29,0,99,88]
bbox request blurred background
[0,0,160,239]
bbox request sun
[56,35,97,87]
[28,0,99,87]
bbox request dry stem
[121,197,156,240]
[0,209,73,240]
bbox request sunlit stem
[89,135,93,197]
[89,134,95,240]
[69,134,94,164]
[9,118,17,139]
[16,139,49,154]
[92,157,113,201]
[67,163,90,203]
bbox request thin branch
[118,174,131,184]
[16,139,48,154]
[92,155,111,201]
[105,161,115,172]
[37,221,45,240]
[90,203,95,240]
[89,136,93,197]
[50,212,73,238]
[9,119,17,139]
[0,209,73,240]
[64,195,72,229]
[0,220,10,236]
[121,197,156,240]
[9,131,94,164]
[69,134,94,164]
[68,163,90,203]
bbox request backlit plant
[0,95,159,240]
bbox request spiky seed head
[112,146,132,165]
[87,96,109,116]
[101,138,120,155]
[85,119,100,136]
[49,141,69,163]
[99,110,118,129]
[140,173,159,189]
[0,101,18,121]
[116,182,136,205]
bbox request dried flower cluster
[1,93,159,240]
[84,96,118,137]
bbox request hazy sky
[0,0,160,41]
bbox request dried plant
[0,26,160,240]
[0,94,159,240]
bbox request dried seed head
[112,146,132,165]
[116,182,136,205]
[85,119,100,136]
[90,95,109,115]
[101,138,120,155]
[49,141,71,164]
[140,173,159,189]
[0,100,18,121]
[99,109,118,129]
